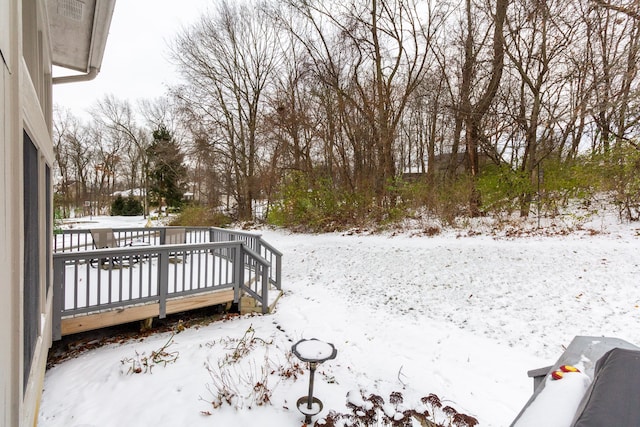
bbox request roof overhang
[48,0,116,84]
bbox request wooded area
[53,0,640,230]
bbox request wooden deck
[60,289,236,336]
[53,227,284,340]
[60,287,285,337]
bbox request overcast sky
[53,0,212,120]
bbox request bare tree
[591,0,640,21]
[585,4,640,150]
[503,0,577,214]
[263,25,316,176]
[54,113,93,214]
[92,95,151,216]
[52,106,78,217]
[399,69,451,185]
[139,96,187,146]
[459,0,509,216]
[281,0,443,206]
[91,126,123,214]
[171,0,280,220]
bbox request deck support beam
[60,289,235,337]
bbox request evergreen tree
[111,194,126,215]
[111,195,143,216]
[147,125,186,208]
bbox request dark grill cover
[572,348,640,427]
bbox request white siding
[1,2,21,426]
[0,0,10,70]
[19,0,55,422]
[2,1,55,426]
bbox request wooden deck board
[60,289,236,336]
[166,289,235,315]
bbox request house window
[23,131,40,393]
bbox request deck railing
[54,226,282,290]
[52,227,282,340]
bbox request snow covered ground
[40,209,640,426]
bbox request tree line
[53,0,640,229]
[53,97,188,218]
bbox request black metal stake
[305,362,318,423]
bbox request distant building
[0,1,115,425]
[111,188,146,199]
[401,152,491,182]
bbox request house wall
[0,76,19,418]
[1,1,55,426]
[1,2,22,426]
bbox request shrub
[414,175,476,224]
[120,334,178,375]
[125,197,144,216]
[267,171,368,231]
[476,156,610,218]
[320,390,479,427]
[600,143,640,220]
[53,207,64,234]
[111,195,143,216]
[477,164,531,215]
[532,156,600,216]
[535,149,640,220]
[111,194,125,215]
[169,205,232,227]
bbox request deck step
[240,288,283,315]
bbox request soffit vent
[57,0,84,21]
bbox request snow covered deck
[52,227,282,339]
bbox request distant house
[111,187,146,199]
[401,152,492,182]
[0,1,115,425]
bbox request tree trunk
[460,0,508,216]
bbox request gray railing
[54,226,282,290]
[52,226,282,341]
[207,227,282,292]
[52,240,271,340]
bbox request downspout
[52,66,99,85]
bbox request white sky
[53,0,212,120]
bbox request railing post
[158,250,169,318]
[261,263,269,314]
[255,236,262,256]
[52,256,65,341]
[234,243,243,303]
[274,253,282,290]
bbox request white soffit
[47,0,116,73]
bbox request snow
[111,188,146,198]
[346,389,369,408]
[513,371,591,427]
[297,399,323,416]
[40,210,640,426]
[293,339,336,362]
